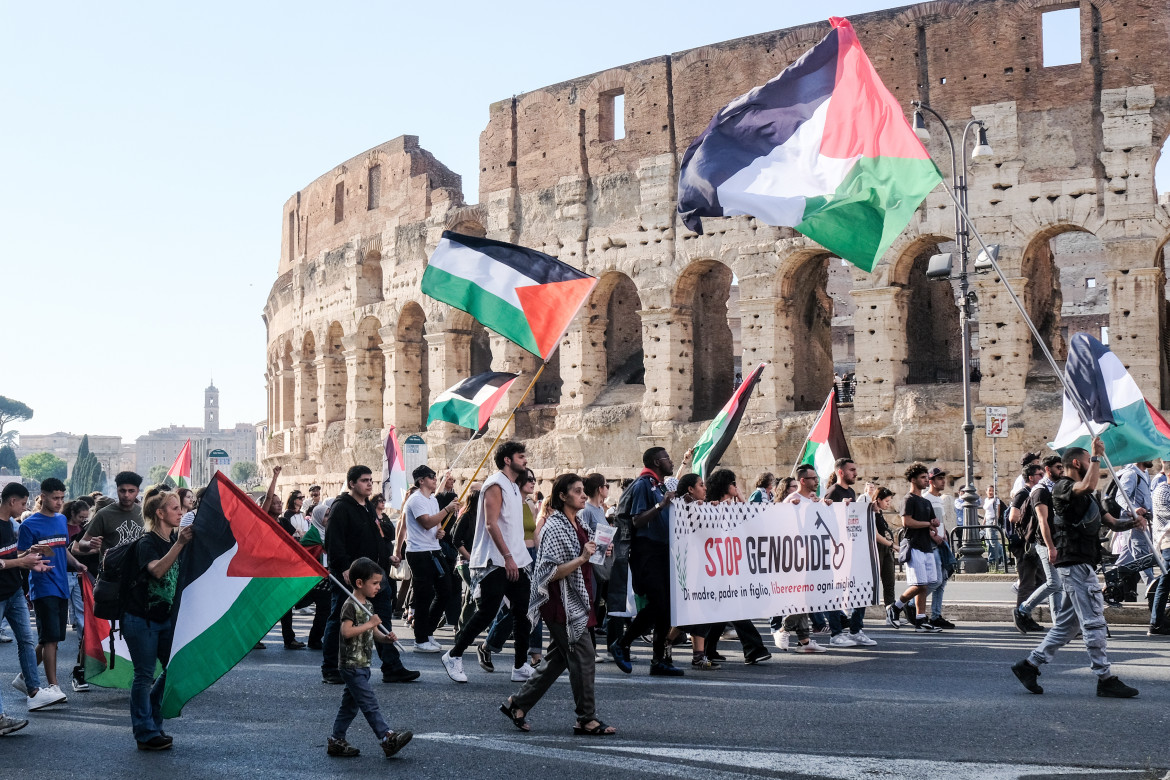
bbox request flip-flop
[499,699,531,732]
[573,719,616,736]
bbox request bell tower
[205,381,220,434]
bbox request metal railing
[949,524,1013,574]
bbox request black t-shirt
[453,509,475,555]
[1012,487,1035,542]
[0,521,23,601]
[824,484,857,503]
[1028,486,1054,544]
[874,510,894,542]
[123,531,181,622]
[902,493,936,552]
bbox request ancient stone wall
[263,0,1170,497]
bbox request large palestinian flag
[797,387,852,494]
[422,231,597,361]
[1049,333,1170,466]
[428,371,519,436]
[677,17,941,271]
[160,472,327,718]
[167,439,191,488]
[692,363,766,479]
[80,573,159,688]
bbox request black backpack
[92,536,145,622]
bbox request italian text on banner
[669,498,879,626]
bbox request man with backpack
[1014,457,1065,633]
[1009,465,1045,630]
[77,471,144,561]
[1012,438,1143,698]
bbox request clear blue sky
[2,1,1162,443]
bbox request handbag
[897,537,912,565]
[387,558,411,581]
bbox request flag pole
[944,187,1168,575]
[454,362,547,505]
[790,389,834,478]
[325,571,398,642]
[444,430,482,475]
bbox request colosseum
[262,0,1170,496]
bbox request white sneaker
[0,629,13,643]
[851,631,877,646]
[27,686,66,711]
[511,662,534,682]
[772,630,790,652]
[830,634,858,648]
[413,640,441,653]
[440,651,467,683]
[47,684,68,703]
[11,674,26,695]
[797,640,828,654]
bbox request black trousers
[406,550,453,643]
[705,620,766,657]
[450,567,531,666]
[1016,544,1045,608]
[620,540,671,661]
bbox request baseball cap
[1020,451,1041,467]
[927,467,947,480]
[412,465,436,484]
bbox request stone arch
[394,303,429,433]
[323,321,347,425]
[891,236,964,384]
[354,316,385,431]
[447,310,495,378]
[301,331,319,427]
[445,206,488,238]
[1023,225,1110,367]
[675,259,736,421]
[357,250,383,306]
[593,271,644,385]
[580,69,650,145]
[779,252,838,410]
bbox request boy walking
[328,557,413,759]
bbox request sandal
[499,697,531,732]
[574,718,616,736]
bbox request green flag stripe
[160,575,319,718]
[691,409,729,477]
[427,396,481,430]
[421,265,540,354]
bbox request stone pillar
[639,307,692,431]
[972,275,1032,402]
[378,329,396,433]
[1108,265,1165,401]
[737,296,786,415]
[278,368,294,429]
[291,354,309,460]
[558,314,607,414]
[342,339,362,445]
[851,287,910,415]
[426,330,467,447]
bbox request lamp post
[912,101,993,573]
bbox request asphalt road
[2,614,1169,779]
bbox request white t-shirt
[471,471,531,569]
[404,492,441,553]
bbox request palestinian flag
[422,231,598,361]
[383,425,409,510]
[428,372,519,436]
[677,17,942,271]
[797,388,852,494]
[160,472,327,718]
[80,573,159,688]
[692,363,766,479]
[1049,333,1170,465]
[167,439,191,488]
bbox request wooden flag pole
[444,431,481,475]
[454,362,547,505]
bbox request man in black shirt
[1009,465,1045,631]
[1012,438,1142,698]
[885,463,942,633]
[1015,457,1066,633]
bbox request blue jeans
[930,550,950,619]
[828,608,865,636]
[121,612,173,742]
[1020,544,1064,618]
[68,573,84,632]
[1,591,41,693]
[333,667,390,740]
[1150,549,1170,629]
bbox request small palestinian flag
[692,363,766,479]
[797,387,852,494]
[428,372,519,436]
[81,573,159,688]
[167,439,192,488]
[422,231,598,361]
[677,17,941,271]
[160,472,327,718]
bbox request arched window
[785,255,837,410]
[903,242,963,384]
[676,260,735,421]
[395,303,429,432]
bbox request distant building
[15,433,132,481]
[135,384,256,484]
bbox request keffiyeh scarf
[528,511,591,644]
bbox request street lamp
[912,100,993,574]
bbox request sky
[2,1,1164,445]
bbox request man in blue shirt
[609,447,682,676]
[17,478,87,702]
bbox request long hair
[142,491,178,532]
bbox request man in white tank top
[442,441,533,683]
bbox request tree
[19,452,67,483]
[0,430,18,447]
[69,435,103,497]
[230,461,258,485]
[0,397,33,442]
[0,445,18,474]
[147,464,175,487]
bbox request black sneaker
[885,604,902,629]
[1096,675,1139,698]
[1024,616,1045,633]
[322,672,344,685]
[1146,625,1170,636]
[649,660,685,677]
[913,618,942,633]
[744,648,772,665]
[707,651,727,662]
[930,617,956,630]
[381,729,413,757]
[1011,659,1043,694]
[1012,609,1033,634]
[71,665,89,692]
[327,737,360,757]
[137,735,174,751]
[477,643,495,672]
[902,604,918,625]
[383,669,421,683]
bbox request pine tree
[69,434,103,497]
[0,445,18,474]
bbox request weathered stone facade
[263,0,1170,495]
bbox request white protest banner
[669,498,878,625]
